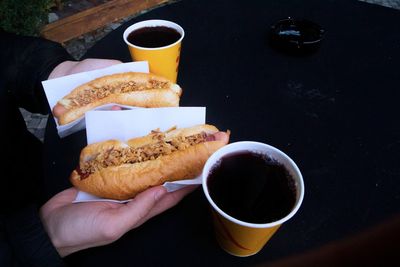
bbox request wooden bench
[41,0,170,43]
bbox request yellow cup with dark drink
[123,20,184,83]
[202,142,305,257]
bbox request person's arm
[0,30,74,114]
[0,30,74,267]
[3,205,66,267]
[0,31,119,266]
[0,31,199,265]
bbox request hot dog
[53,72,182,125]
[70,124,230,200]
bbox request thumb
[116,186,167,231]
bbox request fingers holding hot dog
[206,131,230,143]
[52,103,67,118]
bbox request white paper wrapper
[85,107,206,144]
[73,176,202,204]
[74,107,206,203]
[42,62,149,138]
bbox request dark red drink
[127,26,181,48]
[207,151,297,224]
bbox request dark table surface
[44,0,400,266]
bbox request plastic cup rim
[123,19,185,50]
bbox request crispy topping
[149,79,169,89]
[79,132,208,178]
[68,79,170,107]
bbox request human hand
[48,58,122,79]
[40,185,197,257]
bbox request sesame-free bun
[53,72,182,125]
[70,124,229,200]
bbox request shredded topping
[68,79,170,107]
[78,131,208,178]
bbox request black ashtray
[269,17,324,55]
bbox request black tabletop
[44,0,400,266]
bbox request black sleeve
[0,30,74,114]
[2,205,66,267]
[0,30,72,266]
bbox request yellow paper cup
[123,20,184,83]
[202,141,305,257]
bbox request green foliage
[0,0,52,36]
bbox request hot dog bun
[53,72,182,125]
[70,124,230,200]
